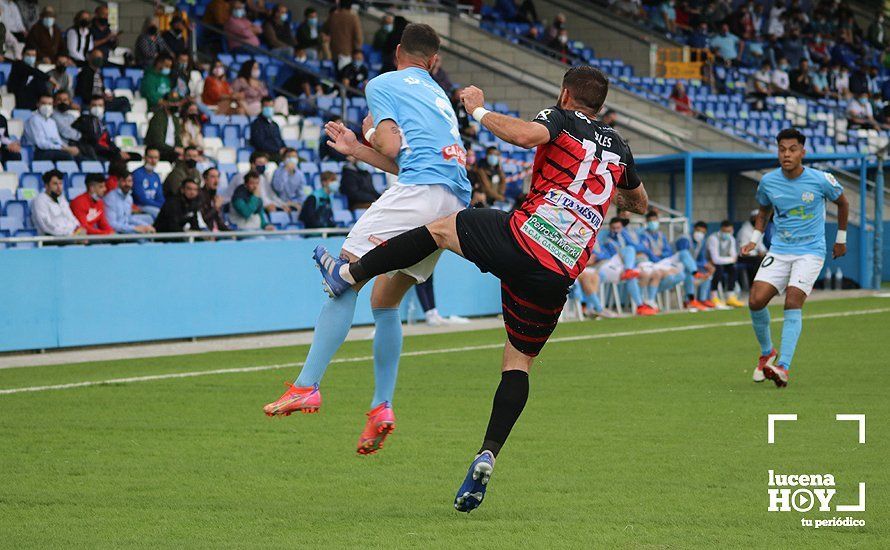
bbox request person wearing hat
[144,90,184,162]
[25,6,63,63]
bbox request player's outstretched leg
[748,282,778,384]
[764,287,806,388]
[356,305,403,455]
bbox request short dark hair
[53,90,69,99]
[320,170,337,182]
[43,169,64,184]
[609,217,623,225]
[155,53,172,65]
[184,145,199,154]
[90,94,105,103]
[283,147,297,156]
[486,145,498,153]
[694,221,708,229]
[645,210,658,219]
[181,178,199,190]
[249,151,268,164]
[145,146,160,156]
[244,170,260,182]
[720,220,733,228]
[304,7,316,17]
[399,23,440,58]
[202,167,219,178]
[85,173,105,187]
[261,95,273,104]
[562,65,609,114]
[776,127,805,145]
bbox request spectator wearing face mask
[24,93,81,161]
[229,171,275,229]
[154,178,205,233]
[771,57,790,95]
[145,91,184,162]
[548,28,571,65]
[340,155,380,210]
[7,47,51,110]
[25,6,62,64]
[74,95,135,163]
[299,171,337,229]
[263,3,297,58]
[0,0,27,45]
[135,17,162,69]
[141,54,174,110]
[70,173,114,235]
[164,145,202,199]
[90,5,118,57]
[132,147,165,218]
[271,148,307,210]
[249,96,286,162]
[32,170,84,237]
[373,14,393,52]
[297,7,327,59]
[66,10,94,66]
[677,221,715,310]
[51,90,81,144]
[338,49,368,92]
[706,221,743,308]
[48,54,73,95]
[199,167,229,231]
[226,151,283,211]
[324,0,362,70]
[231,60,270,117]
[225,1,262,53]
[75,49,130,112]
[160,15,188,57]
[179,101,204,151]
[475,146,506,204]
[103,171,156,234]
[0,109,22,163]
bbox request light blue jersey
[365,67,472,205]
[755,166,843,256]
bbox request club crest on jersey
[441,144,467,166]
[543,190,603,230]
[801,191,815,203]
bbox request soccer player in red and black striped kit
[316,66,649,512]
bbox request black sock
[479,370,529,458]
[349,226,439,283]
[687,294,694,302]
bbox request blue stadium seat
[3,199,27,219]
[19,173,41,191]
[114,76,134,90]
[0,215,23,232]
[67,173,87,190]
[118,122,137,138]
[5,160,29,174]
[12,109,32,120]
[222,125,241,148]
[237,148,252,163]
[56,160,79,174]
[320,161,342,173]
[204,124,220,138]
[80,160,104,173]
[269,210,289,228]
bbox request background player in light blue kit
[741,128,849,388]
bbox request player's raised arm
[832,192,849,259]
[323,120,400,176]
[459,86,551,149]
[741,204,773,255]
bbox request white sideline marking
[1,307,888,396]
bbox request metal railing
[0,227,350,247]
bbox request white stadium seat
[0,172,18,193]
[216,147,237,164]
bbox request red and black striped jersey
[508,106,641,279]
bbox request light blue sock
[620,246,637,268]
[295,288,358,387]
[750,307,773,356]
[627,279,643,307]
[683,272,695,296]
[371,308,402,407]
[678,249,698,274]
[697,277,711,301]
[778,309,802,369]
[647,284,659,301]
[585,291,603,312]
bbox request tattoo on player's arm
[615,185,648,214]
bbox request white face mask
[285,156,298,167]
[251,69,261,79]
[144,163,156,172]
[90,106,104,118]
[693,231,705,243]
[38,104,54,118]
[213,66,225,77]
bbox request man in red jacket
[70,173,115,235]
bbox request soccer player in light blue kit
[263,24,472,452]
[741,128,848,388]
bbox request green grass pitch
[1,297,887,548]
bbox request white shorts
[655,254,682,273]
[342,183,465,282]
[597,255,625,283]
[754,253,824,295]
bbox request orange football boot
[356,402,396,455]
[263,383,321,416]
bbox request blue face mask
[161,67,171,76]
[262,106,274,118]
[308,17,318,27]
[233,8,246,18]
[487,154,499,166]
[383,24,393,32]
[328,181,340,194]
[720,232,731,241]
[279,13,289,23]
[647,220,659,232]
[859,97,869,104]
[24,55,36,67]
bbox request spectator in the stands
[0,110,21,163]
[775,29,809,68]
[547,12,565,41]
[32,170,84,237]
[669,81,694,115]
[141,53,174,109]
[688,21,709,49]
[373,14,393,52]
[284,48,326,104]
[430,55,452,93]
[0,0,26,46]
[135,17,161,69]
[227,150,286,211]
[830,36,856,69]
[707,221,742,308]
[65,10,93,66]
[809,34,831,66]
[154,178,203,233]
[48,54,72,95]
[338,49,368,92]
[319,115,347,162]
[171,52,198,100]
[271,148,307,208]
[74,95,135,163]
[202,59,246,115]
[245,0,270,20]
[846,92,882,130]
[51,90,81,143]
[200,167,229,231]
[25,6,62,63]
[229,171,274,229]
[90,4,119,58]
[737,208,766,287]
[746,61,772,110]
[132,147,164,218]
[848,63,870,96]
[299,170,336,229]
[7,47,51,110]
[24,93,81,161]
[599,108,617,127]
[381,16,407,72]
[145,91,184,162]
[466,149,488,208]
[475,146,506,204]
[180,101,204,151]
[263,3,297,58]
[231,59,271,117]
[225,1,261,52]
[249,96,286,162]
[810,63,830,98]
[867,12,885,49]
[70,173,114,235]
[341,156,379,211]
[516,0,539,24]
[297,7,327,59]
[789,58,814,96]
[160,15,188,57]
[104,158,129,193]
[104,172,156,234]
[75,49,130,112]
[203,0,230,28]
[709,23,742,64]
[548,28,571,65]
[659,0,678,36]
[164,145,202,199]
[324,0,362,70]
[831,63,851,99]
[771,56,790,95]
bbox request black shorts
[455,208,574,357]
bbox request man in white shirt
[706,220,742,308]
[66,10,94,66]
[747,61,772,110]
[847,92,881,129]
[771,57,790,95]
[31,170,84,236]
